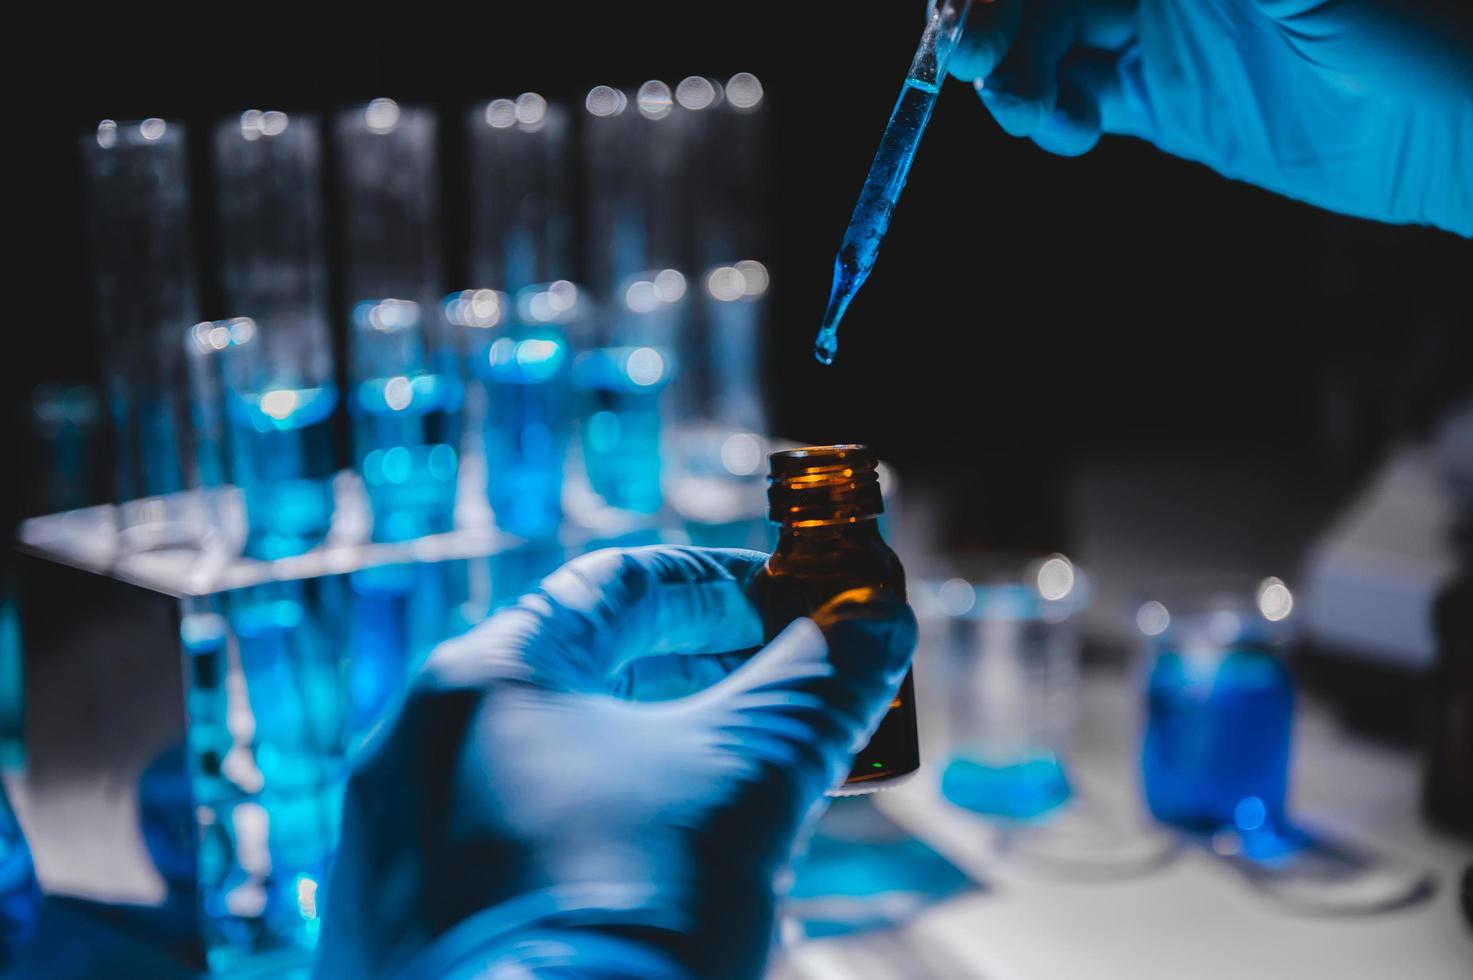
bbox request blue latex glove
[317,546,916,979]
[950,0,1473,236]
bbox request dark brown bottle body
[756,446,920,792]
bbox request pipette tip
[813,330,838,366]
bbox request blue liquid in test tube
[352,300,464,542]
[223,583,343,958]
[453,284,576,538]
[225,381,338,560]
[576,346,670,515]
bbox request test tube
[679,73,769,271]
[216,317,338,560]
[185,318,256,491]
[573,270,683,516]
[668,261,771,544]
[700,260,769,436]
[466,93,574,293]
[335,100,461,543]
[213,110,338,559]
[214,110,331,346]
[80,118,197,534]
[582,83,687,297]
[454,283,579,538]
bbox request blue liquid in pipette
[226,384,338,560]
[815,76,941,365]
[353,372,463,542]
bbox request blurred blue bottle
[214,109,338,559]
[1139,578,1297,839]
[336,100,457,543]
[453,285,574,539]
[574,270,684,515]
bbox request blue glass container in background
[182,581,349,973]
[30,383,105,515]
[217,322,338,560]
[916,557,1086,822]
[1138,577,1297,840]
[574,269,683,516]
[349,300,463,542]
[582,82,687,299]
[669,261,772,549]
[0,781,41,967]
[336,99,458,544]
[465,94,574,296]
[185,320,258,492]
[213,109,338,560]
[80,118,199,548]
[454,285,576,539]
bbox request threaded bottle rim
[767,444,883,526]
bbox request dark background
[11,0,1472,559]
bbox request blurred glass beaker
[1136,576,1296,842]
[917,556,1086,822]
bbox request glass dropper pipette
[813,0,972,365]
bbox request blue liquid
[0,783,41,966]
[111,388,186,499]
[226,384,338,560]
[815,77,941,365]
[575,347,670,515]
[353,373,463,542]
[200,586,343,966]
[1143,647,1294,834]
[941,753,1072,821]
[471,328,570,539]
[787,797,972,939]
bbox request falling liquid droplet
[814,334,838,365]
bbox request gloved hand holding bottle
[317,546,916,979]
[950,0,1472,236]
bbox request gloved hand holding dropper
[953,0,1472,236]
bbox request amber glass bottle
[756,445,919,792]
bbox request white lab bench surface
[775,672,1473,980]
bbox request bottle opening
[767,444,883,526]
